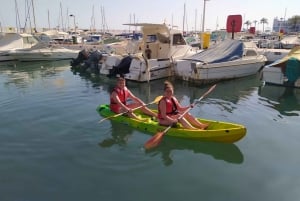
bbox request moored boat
[97,104,246,143]
[262,46,300,87]
[174,39,267,84]
[99,23,201,82]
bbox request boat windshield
[173,34,186,45]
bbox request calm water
[0,60,299,201]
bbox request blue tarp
[184,39,244,63]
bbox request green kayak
[97,104,246,143]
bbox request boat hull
[257,48,289,64]
[97,104,246,143]
[262,47,300,88]
[175,57,266,84]
[174,40,267,84]
[9,48,78,61]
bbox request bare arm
[127,89,145,106]
[172,97,189,112]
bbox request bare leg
[129,103,157,118]
[159,117,196,129]
[184,113,209,129]
[178,118,197,129]
[140,107,157,118]
[119,107,140,119]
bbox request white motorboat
[174,39,267,84]
[280,35,300,49]
[99,23,200,82]
[0,32,39,62]
[262,46,300,88]
[9,43,79,61]
[257,48,290,64]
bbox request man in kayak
[157,81,208,129]
[110,77,157,119]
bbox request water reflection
[98,121,135,148]
[126,75,262,113]
[258,84,300,116]
[0,60,71,88]
[174,75,261,106]
[98,120,244,165]
[70,66,262,112]
[145,137,244,166]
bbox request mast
[14,0,21,33]
[182,3,186,33]
[101,5,105,33]
[31,0,37,32]
[195,9,197,33]
[60,2,64,31]
[202,0,209,32]
[48,9,50,29]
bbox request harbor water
[0,60,299,201]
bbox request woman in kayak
[158,80,208,129]
[110,77,157,119]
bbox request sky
[0,0,299,33]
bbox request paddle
[144,84,217,150]
[98,95,163,123]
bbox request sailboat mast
[182,3,186,33]
[91,5,95,32]
[31,0,37,32]
[60,2,64,31]
[195,9,197,33]
[48,9,50,29]
[14,0,21,33]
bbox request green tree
[253,20,258,28]
[260,18,268,32]
[288,15,300,32]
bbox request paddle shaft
[159,84,216,136]
[144,84,216,150]
[163,84,216,130]
[98,96,162,123]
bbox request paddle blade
[153,96,163,104]
[144,132,165,150]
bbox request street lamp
[202,0,210,32]
[69,14,76,33]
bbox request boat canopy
[183,39,244,64]
[267,46,300,68]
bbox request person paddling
[157,81,208,129]
[110,77,157,119]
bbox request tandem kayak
[97,104,246,143]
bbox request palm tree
[288,15,300,32]
[244,20,251,32]
[253,20,258,28]
[260,18,268,32]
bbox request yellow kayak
[97,104,246,143]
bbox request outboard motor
[83,50,103,73]
[70,49,89,67]
[108,55,132,77]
